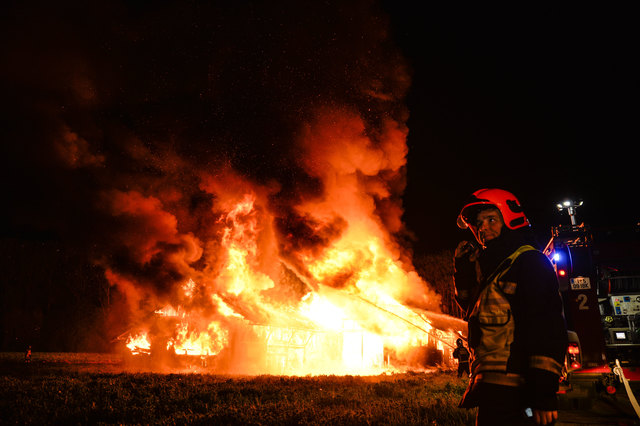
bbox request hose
[613,359,640,419]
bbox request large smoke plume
[2,0,445,359]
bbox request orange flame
[113,109,463,375]
[125,332,151,355]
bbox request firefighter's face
[476,208,504,245]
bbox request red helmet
[457,188,530,243]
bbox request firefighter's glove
[454,240,479,262]
[454,241,479,307]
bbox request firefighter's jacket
[454,239,568,411]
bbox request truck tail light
[567,342,581,369]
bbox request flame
[113,111,462,375]
[169,320,228,356]
[125,332,151,355]
[299,292,345,331]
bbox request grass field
[3,353,639,425]
[0,352,475,425]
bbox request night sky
[387,2,638,252]
[2,1,637,254]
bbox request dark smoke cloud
[1,0,414,320]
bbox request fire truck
[543,200,640,417]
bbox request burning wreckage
[113,187,465,375]
[119,280,464,375]
[95,103,467,375]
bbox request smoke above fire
[3,0,458,373]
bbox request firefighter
[453,338,470,378]
[25,345,31,363]
[454,188,568,425]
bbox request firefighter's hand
[533,409,557,425]
[454,241,478,261]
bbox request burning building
[115,125,465,374]
[3,0,465,371]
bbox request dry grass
[0,352,475,425]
